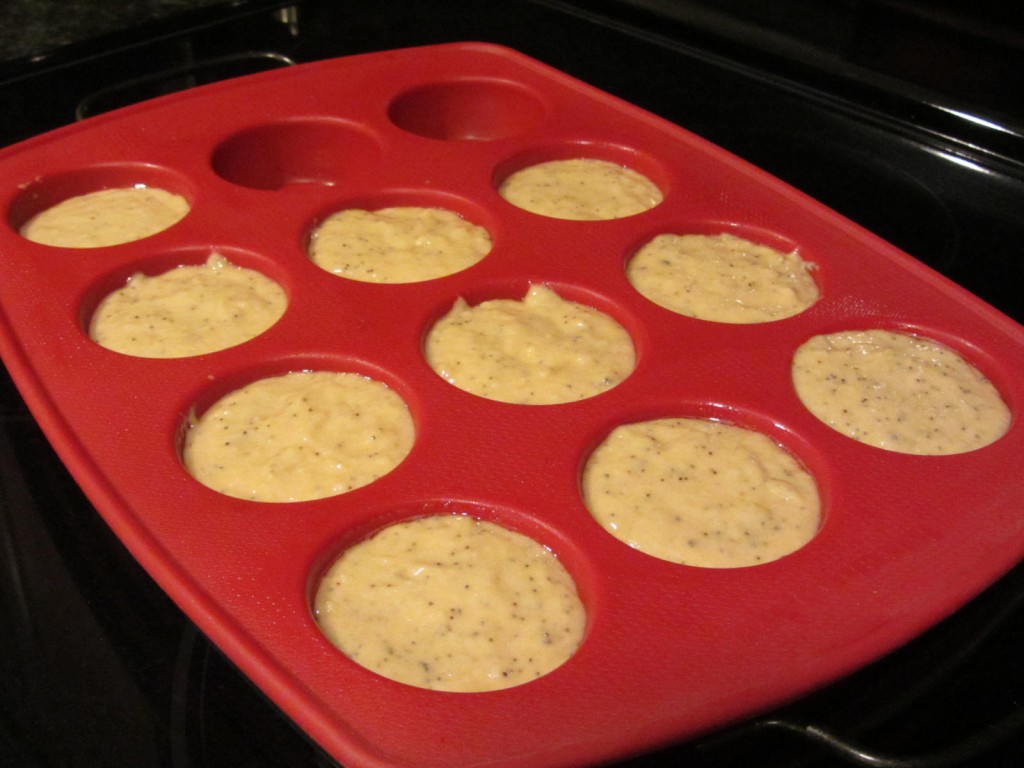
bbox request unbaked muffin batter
[314,514,586,692]
[308,206,491,283]
[582,418,820,568]
[627,232,818,323]
[498,158,662,220]
[792,329,1011,455]
[90,253,286,358]
[425,284,635,404]
[20,186,189,247]
[183,371,414,502]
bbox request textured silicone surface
[1,43,1022,768]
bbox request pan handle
[734,563,1024,767]
[752,707,1024,768]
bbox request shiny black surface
[2,1,1023,766]
[1,0,230,62]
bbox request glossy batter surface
[582,418,820,568]
[20,186,189,248]
[308,206,491,283]
[90,253,286,358]
[183,371,414,502]
[792,329,1011,454]
[498,158,662,220]
[424,284,635,404]
[627,232,818,323]
[314,514,586,692]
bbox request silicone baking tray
[1,42,1023,768]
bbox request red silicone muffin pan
[1,42,1023,768]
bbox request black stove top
[2,2,1023,766]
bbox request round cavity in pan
[388,78,548,141]
[10,164,193,248]
[310,506,588,692]
[626,222,820,324]
[210,118,383,190]
[494,143,667,221]
[85,246,288,358]
[581,411,822,569]
[181,362,415,503]
[423,282,636,405]
[791,326,1013,455]
[306,190,495,284]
